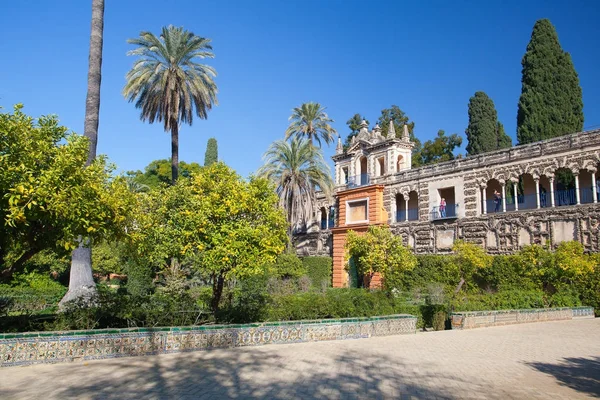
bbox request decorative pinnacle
[388,120,396,137]
[403,124,410,141]
[336,134,343,154]
[359,120,368,130]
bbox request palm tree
[258,138,333,235]
[285,102,337,147]
[60,0,105,308]
[123,25,218,184]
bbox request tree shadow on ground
[526,356,600,397]
[0,344,481,400]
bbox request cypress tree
[517,19,584,144]
[204,137,218,166]
[465,91,512,155]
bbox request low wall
[0,314,416,367]
[450,307,594,330]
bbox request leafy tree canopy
[452,240,492,293]
[131,162,288,312]
[126,159,202,190]
[517,19,584,144]
[346,226,417,290]
[419,130,462,165]
[0,105,135,278]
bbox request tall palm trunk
[60,0,104,308]
[171,123,179,184]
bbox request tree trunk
[171,123,179,184]
[454,277,465,295]
[62,0,104,307]
[0,247,40,281]
[59,243,98,308]
[211,274,225,315]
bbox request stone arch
[554,167,576,206]
[485,178,503,213]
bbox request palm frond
[123,25,218,133]
[258,138,333,232]
[284,102,337,147]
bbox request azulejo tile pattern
[0,314,416,367]
[450,307,595,330]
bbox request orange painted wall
[331,185,388,288]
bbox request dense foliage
[126,159,202,190]
[0,106,134,278]
[346,226,417,289]
[419,130,463,165]
[465,91,511,155]
[131,162,288,313]
[517,19,584,144]
[2,241,599,333]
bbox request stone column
[549,177,555,207]
[390,195,397,223]
[334,164,340,186]
[535,178,540,209]
[513,181,519,212]
[404,196,409,222]
[593,171,598,203]
[481,186,487,215]
[501,183,506,213]
[575,173,581,205]
[326,210,329,229]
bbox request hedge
[302,256,332,288]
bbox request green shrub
[272,253,306,279]
[547,288,581,307]
[302,256,332,288]
[475,255,538,291]
[575,263,600,316]
[218,274,270,323]
[451,289,546,311]
[124,261,155,297]
[400,255,460,291]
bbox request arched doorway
[485,179,503,213]
[555,168,576,206]
[320,207,327,230]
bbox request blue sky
[1,0,599,178]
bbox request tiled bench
[451,307,594,330]
[0,314,417,367]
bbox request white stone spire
[388,120,396,138]
[403,124,410,142]
[336,134,343,154]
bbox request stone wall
[0,314,417,368]
[391,204,600,254]
[293,231,332,257]
[450,307,594,330]
[295,129,600,257]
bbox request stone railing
[450,307,594,330]
[0,314,416,367]
[388,129,600,185]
